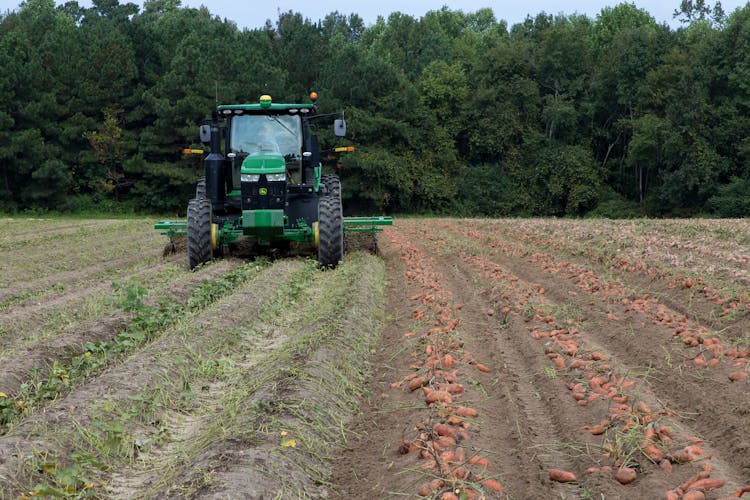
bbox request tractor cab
[224,101,310,190]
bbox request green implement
[155,220,187,238]
[343,216,393,233]
[155,216,391,237]
[155,215,392,258]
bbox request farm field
[0,217,748,499]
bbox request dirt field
[0,217,748,499]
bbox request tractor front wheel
[317,196,343,268]
[187,197,213,270]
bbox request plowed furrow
[421,243,583,499]
[0,259,302,497]
[0,258,243,398]
[0,258,178,341]
[0,220,133,252]
[468,219,750,319]
[426,220,748,496]
[104,256,382,498]
[0,247,164,306]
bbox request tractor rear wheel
[318,195,343,268]
[321,174,341,201]
[187,197,213,270]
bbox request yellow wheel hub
[313,221,319,249]
[211,223,219,250]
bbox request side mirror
[334,119,346,137]
[199,124,211,143]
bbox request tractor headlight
[241,174,260,182]
[266,173,287,182]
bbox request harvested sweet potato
[549,469,577,483]
[682,490,706,500]
[482,479,503,493]
[689,478,725,492]
[454,406,478,418]
[433,423,456,437]
[615,467,636,485]
[409,376,428,392]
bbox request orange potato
[549,469,577,483]
[433,423,456,437]
[436,435,457,448]
[409,376,428,392]
[426,390,453,405]
[615,467,636,485]
[468,455,491,467]
[462,489,480,500]
[454,406,478,418]
[689,478,725,492]
[482,479,503,492]
[446,383,464,394]
[642,444,665,462]
[682,491,705,500]
[442,354,456,368]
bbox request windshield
[229,114,302,158]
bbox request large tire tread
[321,174,341,202]
[187,197,213,270]
[195,177,206,198]
[318,196,343,268]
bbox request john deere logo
[259,188,268,196]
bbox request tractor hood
[241,151,285,175]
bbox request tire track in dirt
[407,224,621,497]
[0,259,302,497]
[331,236,434,498]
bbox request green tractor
[156,93,391,269]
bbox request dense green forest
[0,0,748,216]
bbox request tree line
[0,0,748,217]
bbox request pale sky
[1,0,747,29]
